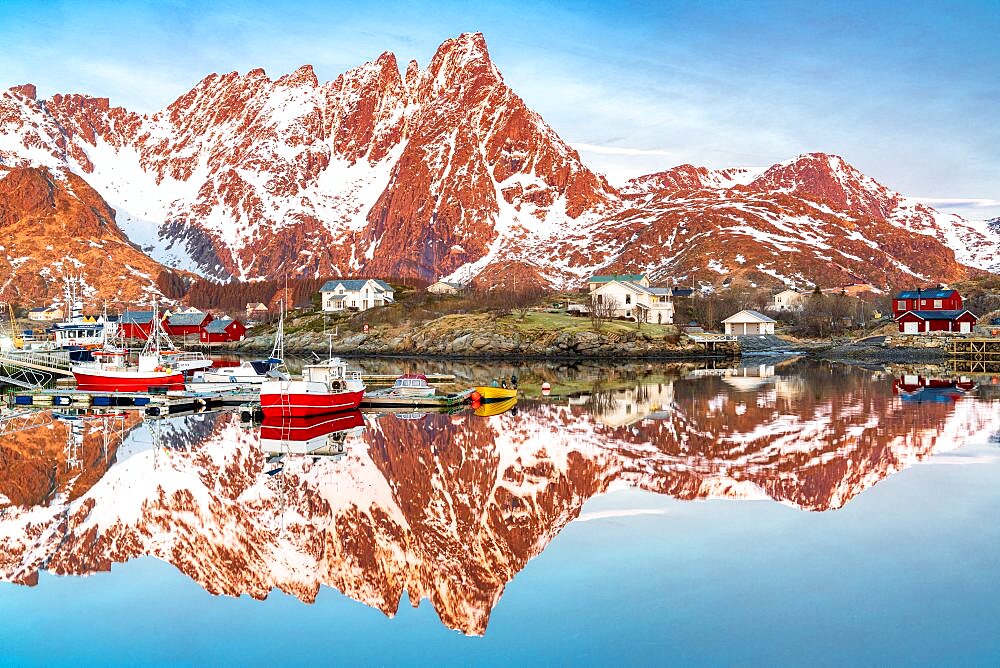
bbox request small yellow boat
[474,397,517,417]
[474,385,518,402]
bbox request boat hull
[260,411,365,442]
[260,387,365,417]
[474,386,518,402]
[72,369,185,392]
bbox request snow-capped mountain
[0,32,997,299]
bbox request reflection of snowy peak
[1,375,998,634]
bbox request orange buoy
[541,382,551,396]
[470,391,481,403]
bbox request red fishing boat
[70,301,186,392]
[71,350,185,392]
[259,357,365,417]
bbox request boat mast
[271,298,285,362]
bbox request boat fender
[470,391,481,403]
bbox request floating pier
[360,388,474,409]
[360,373,457,384]
[6,388,258,414]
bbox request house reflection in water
[1,362,999,638]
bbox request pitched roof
[320,279,394,293]
[167,312,210,326]
[204,316,236,333]
[120,310,154,324]
[896,309,976,321]
[589,274,646,284]
[670,288,695,297]
[721,309,777,324]
[896,288,958,299]
[434,281,465,289]
[594,279,654,295]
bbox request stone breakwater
[232,327,738,359]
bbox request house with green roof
[587,274,650,291]
[319,279,395,313]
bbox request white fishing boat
[385,374,436,397]
[189,301,287,390]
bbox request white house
[722,310,777,335]
[590,278,674,325]
[427,280,465,295]
[320,279,395,313]
[588,273,650,293]
[245,302,269,320]
[27,306,64,322]
[771,289,805,312]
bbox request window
[921,299,927,306]
[934,299,942,308]
[897,300,905,310]
[625,294,631,305]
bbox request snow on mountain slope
[2,369,998,632]
[1,34,996,291]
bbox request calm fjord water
[1,360,998,666]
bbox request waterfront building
[319,279,395,313]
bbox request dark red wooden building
[896,309,977,334]
[162,311,213,337]
[199,316,247,343]
[118,310,155,341]
[893,288,963,318]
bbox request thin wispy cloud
[571,143,675,157]
[0,0,997,217]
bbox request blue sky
[2,0,998,218]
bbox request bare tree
[635,304,649,330]
[589,294,619,333]
[511,284,546,321]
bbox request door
[960,322,971,333]
[903,321,919,334]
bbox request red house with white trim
[894,288,977,334]
[892,287,963,318]
[199,316,247,343]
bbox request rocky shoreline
[210,317,962,365]
[225,324,740,360]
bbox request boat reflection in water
[1,362,999,637]
[258,411,365,460]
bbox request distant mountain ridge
[0,32,997,301]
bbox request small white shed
[722,309,777,335]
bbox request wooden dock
[360,373,457,384]
[6,388,258,415]
[360,388,474,409]
[949,338,1000,373]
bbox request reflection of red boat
[259,410,364,455]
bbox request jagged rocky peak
[0,33,996,295]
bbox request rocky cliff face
[0,167,178,301]
[1,32,996,297]
[2,369,996,634]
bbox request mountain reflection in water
[1,362,997,636]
